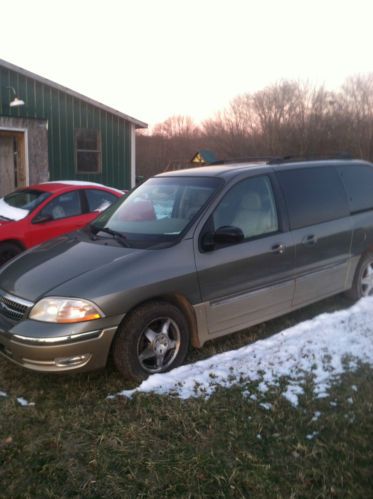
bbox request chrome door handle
[271,243,286,254]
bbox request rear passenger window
[85,189,118,212]
[337,164,373,213]
[276,167,349,229]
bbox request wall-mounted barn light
[7,86,25,107]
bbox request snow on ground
[112,298,373,406]
[0,392,34,406]
[16,397,35,407]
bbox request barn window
[75,129,101,173]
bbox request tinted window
[276,167,349,229]
[39,191,82,220]
[337,164,373,213]
[212,175,278,239]
[85,189,118,212]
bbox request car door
[275,165,353,307]
[27,190,85,246]
[82,188,120,222]
[194,174,296,339]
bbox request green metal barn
[0,59,147,197]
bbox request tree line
[136,74,373,179]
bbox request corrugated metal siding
[0,65,131,189]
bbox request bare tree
[340,74,373,158]
[137,115,203,177]
[153,115,198,138]
[136,74,373,179]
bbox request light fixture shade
[10,97,25,107]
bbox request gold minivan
[1,157,373,381]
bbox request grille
[0,294,31,322]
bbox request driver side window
[213,175,278,239]
[39,191,82,220]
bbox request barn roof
[0,58,147,129]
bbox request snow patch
[311,411,322,422]
[0,198,28,221]
[41,180,124,195]
[259,402,273,411]
[111,298,373,406]
[17,397,35,407]
[306,431,319,440]
[282,384,304,406]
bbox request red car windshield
[3,189,51,213]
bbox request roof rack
[210,156,276,165]
[210,152,354,166]
[267,152,353,165]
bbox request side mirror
[214,225,244,245]
[201,225,244,251]
[32,214,53,224]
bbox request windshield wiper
[0,215,12,221]
[92,226,130,248]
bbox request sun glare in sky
[1,0,372,126]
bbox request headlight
[29,297,104,323]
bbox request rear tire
[112,301,190,382]
[346,252,373,301]
[0,242,22,267]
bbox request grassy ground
[0,296,372,498]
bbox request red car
[0,181,123,265]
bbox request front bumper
[0,314,123,373]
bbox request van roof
[156,158,373,180]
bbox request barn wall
[0,65,132,189]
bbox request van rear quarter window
[337,164,373,213]
[276,166,349,229]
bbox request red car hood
[0,218,16,229]
[0,198,28,222]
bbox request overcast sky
[1,0,373,127]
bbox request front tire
[347,252,373,301]
[112,301,190,382]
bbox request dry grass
[1,295,372,498]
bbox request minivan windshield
[91,176,222,248]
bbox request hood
[0,234,138,301]
[0,198,28,221]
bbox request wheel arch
[118,293,201,349]
[0,239,26,251]
[346,250,373,301]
